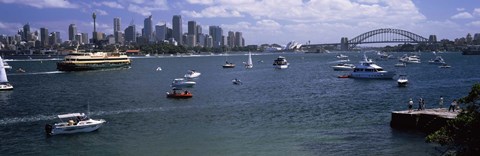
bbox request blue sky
[0,0,479,45]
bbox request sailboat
[244,52,253,69]
[0,56,13,90]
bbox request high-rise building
[81,33,89,44]
[209,26,223,48]
[114,17,121,43]
[40,27,49,47]
[235,32,243,47]
[466,33,473,44]
[75,34,82,44]
[23,23,30,41]
[155,24,167,42]
[172,15,183,45]
[124,25,136,43]
[187,21,197,47]
[196,25,202,45]
[92,12,97,44]
[55,32,61,44]
[227,31,235,48]
[144,15,153,42]
[49,32,57,45]
[68,24,77,41]
[205,34,213,48]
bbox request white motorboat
[184,70,201,79]
[336,54,348,59]
[399,54,421,64]
[45,113,106,135]
[428,56,445,64]
[394,62,406,67]
[331,63,355,71]
[171,78,196,88]
[232,78,242,85]
[397,75,408,87]
[349,54,395,79]
[438,63,451,68]
[244,52,253,69]
[3,61,12,69]
[0,56,13,90]
[273,56,289,69]
[222,62,235,68]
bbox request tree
[427,83,480,155]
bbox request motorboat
[394,62,406,67]
[399,54,421,64]
[171,78,196,88]
[222,61,235,68]
[45,113,106,136]
[166,89,193,99]
[273,56,289,69]
[3,60,12,69]
[428,56,445,64]
[232,78,242,85]
[336,54,348,59]
[244,52,253,69]
[397,75,408,87]
[349,54,395,79]
[438,63,451,68]
[331,63,355,71]
[184,70,201,79]
[0,56,13,90]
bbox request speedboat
[222,61,235,68]
[336,54,348,59]
[349,54,395,79]
[232,78,242,85]
[438,63,451,68]
[45,113,106,136]
[273,56,289,69]
[171,78,196,88]
[166,89,193,99]
[331,63,355,71]
[399,54,421,64]
[184,70,201,79]
[394,62,406,67]
[397,75,408,87]
[0,56,13,90]
[428,56,445,64]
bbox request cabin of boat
[57,52,131,71]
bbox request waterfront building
[81,33,88,44]
[49,32,58,45]
[68,24,77,41]
[187,21,197,47]
[114,17,121,43]
[124,25,136,43]
[143,15,153,42]
[227,31,235,48]
[235,32,243,47]
[40,27,49,47]
[209,26,223,48]
[155,24,167,42]
[172,15,183,45]
[197,34,205,47]
[473,33,480,45]
[205,34,213,48]
[196,25,202,44]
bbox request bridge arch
[347,28,429,49]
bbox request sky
[0,0,479,45]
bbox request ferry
[57,51,131,71]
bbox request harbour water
[1,52,479,155]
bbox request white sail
[245,52,253,68]
[0,56,8,83]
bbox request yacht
[349,55,395,79]
[222,61,235,68]
[331,63,355,71]
[45,113,106,136]
[397,75,408,87]
[171,78,196,88]
[428,56,445,64]
[399,54,421,64]
[273,56,289,69]
[336,54,348,59]
[184,70,201,79]
[0,56,13,90]
[57,50,131,71]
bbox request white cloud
[0,0,78,9]
[0,21,21,35]
[474,8,480,16]
[95,9,108,16]
[467,21,480,27]
[101,1,124,9]
[456,8,465,11]
[181,6,243,18]
[451,12,473,19]
[186,0,214,5]
[125,0,168,16]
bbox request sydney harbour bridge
[301,28,437,51]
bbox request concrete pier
[390,108,459,133]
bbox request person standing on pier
[417,98,423,111]
[449,99,457,112]
[421,98,426,110]
[408,98,414,112]
[439,96,444,108]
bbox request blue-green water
[1,52,479,155]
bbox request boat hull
[57,62,131,71]
[349,72,395,79]
[0,84,13,90]
[332,66,354,71]
[166,92,193,98]
[274,64,288,69]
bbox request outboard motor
[45,124,53,135]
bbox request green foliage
[427,83,480,155]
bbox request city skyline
[0,0,479,45]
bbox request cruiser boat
[273,56,289,69]
[397,75,408,87]
[428,56,445,64]
[0,56,13,90]
[349,55,395,79]
[171,78,196,88]
[57,51,131,71]
[331,63,355,71]
[336,54,348,59]
[399,54,421,64]
[184,70,201,79]
[166,88,193,99]
[45,113,106,136]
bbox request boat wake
[8,71,65,76]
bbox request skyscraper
[92,12,98,44]
[114,17,121,43]
[81,33,89,44]
[144,15,153,42]
[68,24,77,41]
[227,31,235,48]
[235,32,243,47]
[40,27,48,47]
[209,26,223,48]
[23,23,31,41]
[187,21,197,47]
[124,25,136,43]
[155,24,167,42]
[172,15,183,45]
